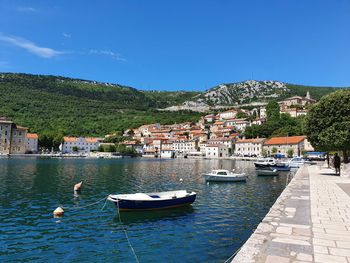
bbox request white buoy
[179,178,183,182]
[74,181,83,192]
[53,206,64,217]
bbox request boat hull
[256,169,279,176]
[255,163,290,171]
[109,193,196,211]
[205,175,247,182]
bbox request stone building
[0,117,27,154]
[263,136,313,157]
[26,133,39,153]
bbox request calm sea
[0,157,288,262]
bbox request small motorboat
[107,190,196,211]
[203,169,247,182]
[254,158,276,168]
[256,167,279,176]
[284,157,312,168]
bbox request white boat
[203,169,247,182]
[108,190,196,211]
[254,158,276,168]
[285,157,312,168]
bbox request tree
[305,90,350,162]
[287,149,294,158]
[266,101,280,120]
[72,146,78,152]
[272,147,278,154]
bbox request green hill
[0,73,344,139]
[0,73,200,137]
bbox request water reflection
[0,157,288,263]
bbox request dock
[233,165,350,263]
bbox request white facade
[205,144,229,158]
[260,107,266,118]
[219,110,238,120]
[235,139,265,157]
[60,137,103,154]
[173,139,197,154]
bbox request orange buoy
[53,206,64,217]
[74,181,83,192]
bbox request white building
[205,144,229,158]
[234,138,266,157]
[207,137,234,150]
[26,133,38,153]
[219,109,238,120]
[173,139,198,154]
[259,107,267,118]
[60,137,103,154]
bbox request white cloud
[89,49,126,61]
[17,7,36,12]
[63,33,71,38]
[0,34,65,58]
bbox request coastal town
[0,93,316,158]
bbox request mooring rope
[116,200,140,263]
[223,245,242,263]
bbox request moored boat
[254,158,276,168]
[203,169,247,182]
[284,157,312,168]
[107,190,196,211]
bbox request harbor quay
[233,165,350,263]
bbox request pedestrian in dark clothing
[333,153,341,176]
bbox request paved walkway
[233,165,350,263]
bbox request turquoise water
[0,158,287,262]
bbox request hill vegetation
[0,73,201,138]
[0,73,345,143]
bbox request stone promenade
[233,165,350,263]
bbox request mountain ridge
[0,72,344,135]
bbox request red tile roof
[236,138,265,144]
[26,133,38,139]
[264,136,306,145]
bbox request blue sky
[0,0,349,91]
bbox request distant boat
[254,158,290,171]
[256,167,279,176]
[203,169,247,182]
[284,157,312,168]
[107,190,196,211]
[254,158,276,168]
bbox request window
[19,131,22,136]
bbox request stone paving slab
[232,165,350,263]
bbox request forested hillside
[0,73,200,137]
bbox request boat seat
[126,193,154,200]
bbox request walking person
[333,153,341,176]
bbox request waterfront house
[60,136,103,154]
[160,140,175,158]
[263,136,312,157]
[26,133,39,153]
[0,117,27,154]
[207,137,234,152]
[205,144,229,158]
[235,138,266,157]
[173,139,198,155]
